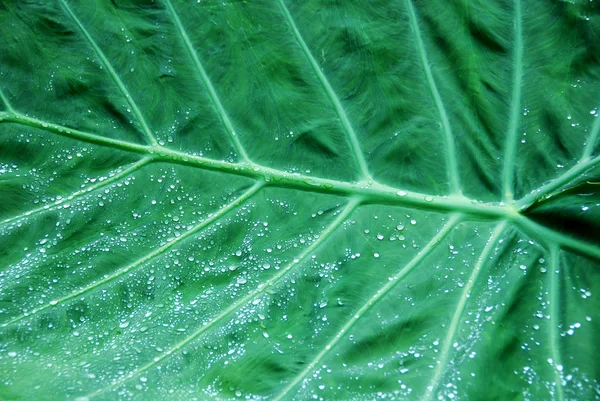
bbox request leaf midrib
[2,110,599,261]
[1,112,508,217]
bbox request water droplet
[396,190,407,197]
[424,196,433,202]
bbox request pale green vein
[163,0,249,162]
[58,0,159,147]
[422,222,506,401]
[1,183,263,327]
[515,155,600,211]
[549,247,565,401]
[277,0,371,180]
[0,87,14,113]
[581,108,600,162]
[405,0,461,194]
[273,214,461,401]
[501,0,523,202]
[513,215,600,261]
[0,157,151,228]
[1,114,513,218]
[86,199,360,399]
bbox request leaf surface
[0,1,599,400]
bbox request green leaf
[1,1,599,400]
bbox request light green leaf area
[0,1,599,400]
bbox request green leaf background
[1,0,599,400]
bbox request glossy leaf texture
[0,1,599,400]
